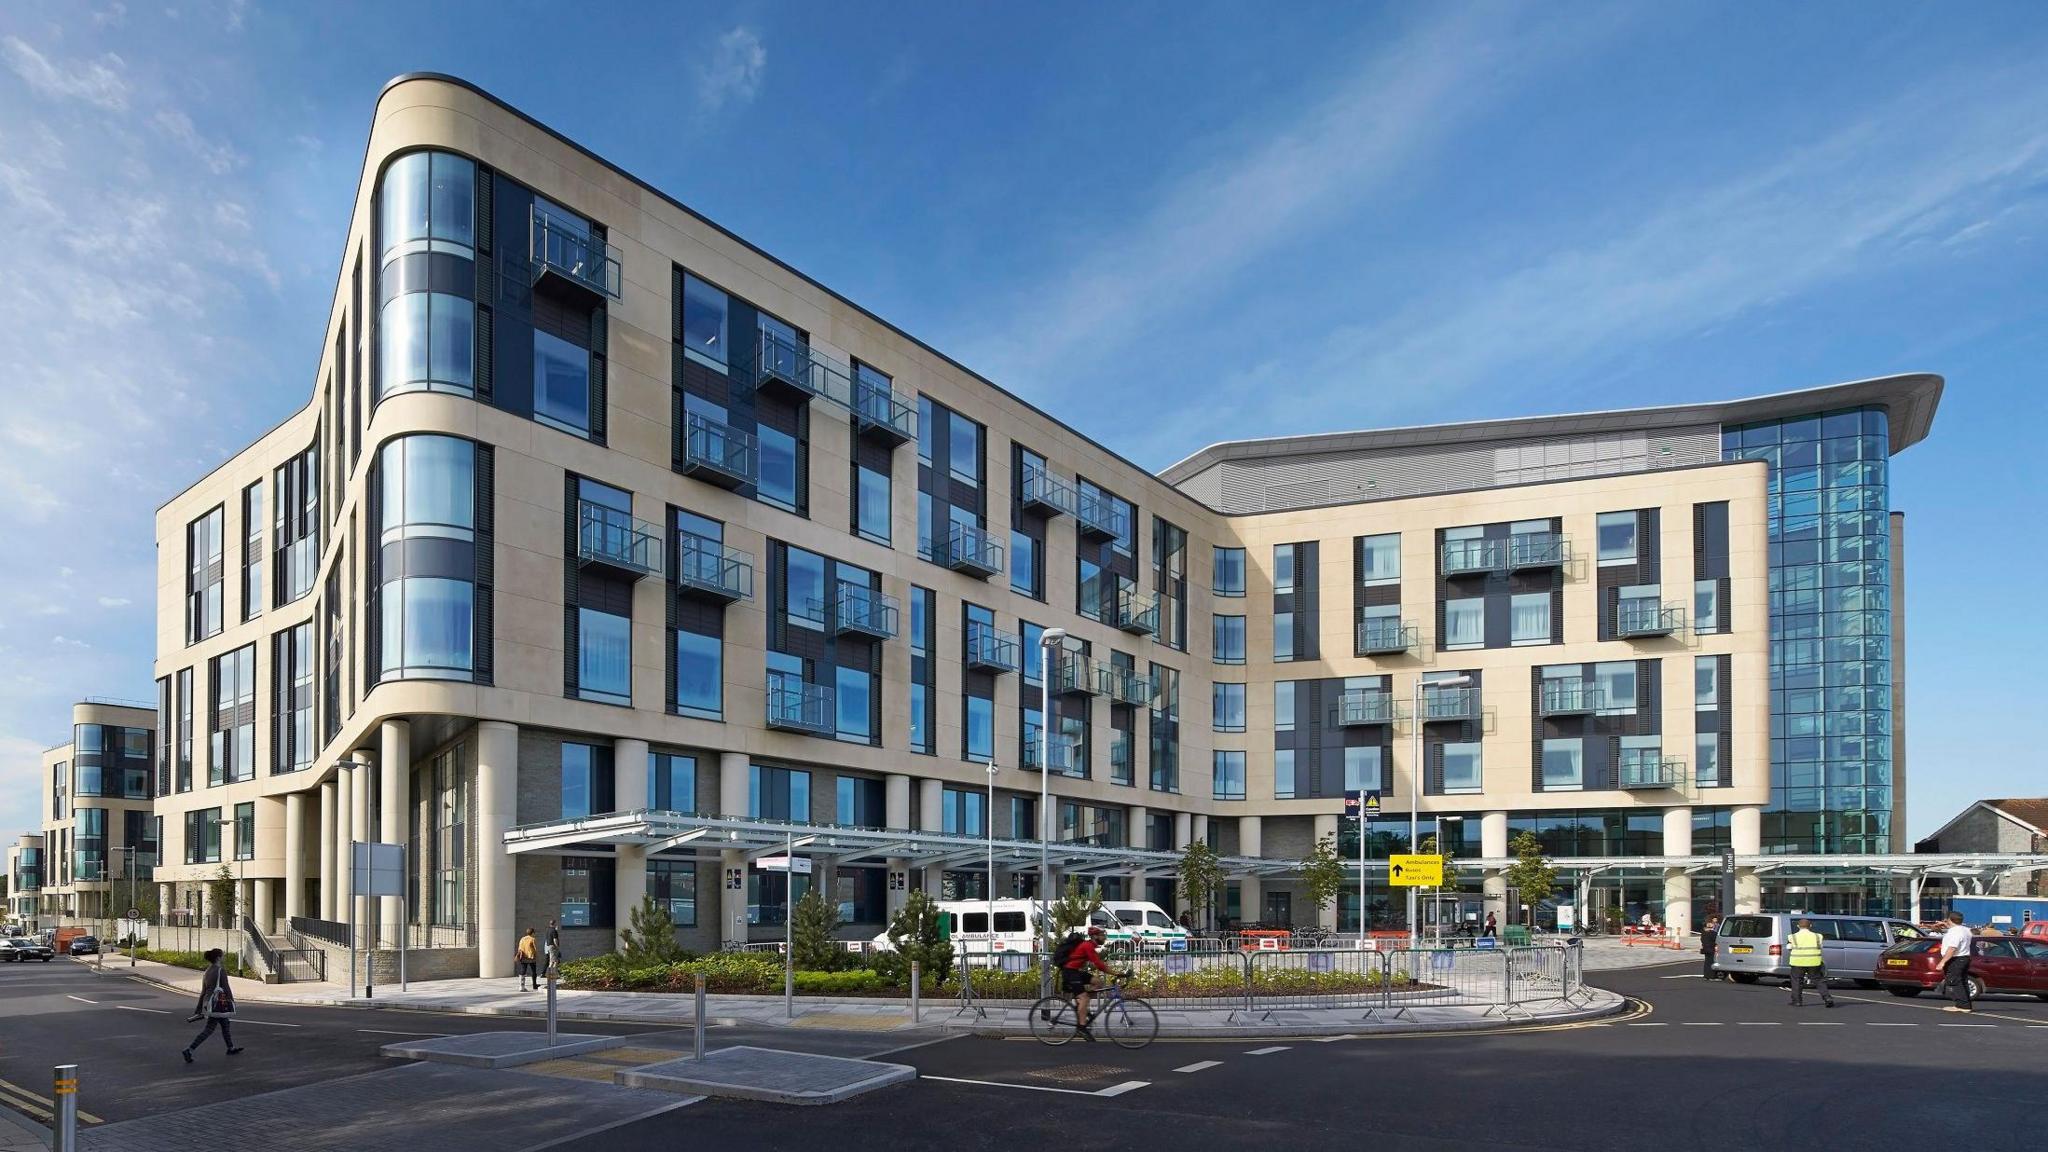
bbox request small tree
[208,865,239,928]
[1176,840,1225,931]
[1500,831,1556,928]
[878,888,952,986]
[790,887,845,971]
[1298,835,1347,928]
[619,895,686,967]
[1417,834,1459,893]
[1046,876,1104,943]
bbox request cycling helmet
[1087,923,1108,937]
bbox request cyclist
[1061,923,1116,1040]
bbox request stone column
[1481,810,1509,926]
[475,721,518,978]
[1312,813,1340,929]
[612,737,652,951]
[885,774,911,830]
[283,791,306,923]
[614,738,649,817]
[1731,804,1763,913]
[378,721,411,944]
[885,856,911,921]
[1174,811,1193,849]
[719,753,749,819]
[1237,816,1262,927]
[317,780,337,922]
[1127,803,1150,903]
[918,778,945,893]
[252,878,274,937]
[1661,806,1694,937]
[719,848,749,948]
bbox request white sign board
[756,855,814,874]
[351,841,405,898]
[1555,904,1576,933]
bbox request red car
[1873,937,2048,1001]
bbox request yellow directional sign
[1388,854,1443,887]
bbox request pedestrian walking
[181,948,243,1062]
[516,927,540,991]
[544,919,561,973]
[1786,918,1835,1008]
[1937,911,1974,1013]
[1484,912,1498,938]
[1700,916,1721,981]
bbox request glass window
[242,483,263,621]
[1442,742,1483,794]
[1274,749,1296,799]
[1511,593,1550,645]
[1078,556,1103,620]
[835,665,873,743]
[1213,615,1246,664]
[948,411,980,487]
[1597,511,1637,564]
[855,466,890,544]
[381,151,474,260]
[560,743,614,820]
[1695,579,1720,632]
[916,396,934,465]
[1361,533,1400,585]
[1696,657,1718,707]
[909,683,929,754]
[1595,661,1637,714]
[1010,531,1039,598]
[648,752,697,813]
[747,765,811,821]
[1274,546,1295,595]
[1213,547,1245,597]
[917,490,933,559]
[681,273,728,370]
[385,578,474,677]
[1541,738,1583,789]
[382,292,476,400]
[758,426,799,511]
[965,695,994,762]
[577,607,631,704]
[1213,683,1246,732]
[1274,612,1295,662]
[383,435,475,537]
[1213,751,1246,800]
[1274,681,1295,732]
[675,629,722,718]
[1696,733,1721,788]
[1344,745,1382,792]
[1021,621,1046,683]
[1444,597,1484,649]
[648,859,697,926]
[785,547,826,628]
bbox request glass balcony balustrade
[1441,538,1505,576]
[1616,598,1682,638]
[944,522,1004,579]
[828,582,899,640]
[529,205,622,300]
[576,500,663,580]
[675,534,753,603]
[1336,689,1402,726]
[1617,749,1683,789]
[1020,465,1077,517]
[681,413,757,489]
[1508,531,1570,570]
[1419,685,1482,723]
[1538,678,1603,716]
[1114,586,1159,636]
[965,622,1020,673]
[765,672,834,735]
[1356,618,1418,655]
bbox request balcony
[1419,685,1482,723]
[752,329,840,404]
[852,377,917,446]
[1539,678,1604,716]
[680,413,757,489]
[1617,751,1683,789]
[831,582,899,640]
[576,500,663,581]
[1103,667,1155,707]
[1024,735,1081,777]
[964,622,1020,673]
[1616,598,1682,638]
[1019,466,1076,518]
[1052,655,1100,697]
[944,522,1004,580]
[1508,531,1571,570]
[1336,689,1402,727]
[765,673,834,736]
[1356,618,1418,656]
[1441,538,1504,577]
[675,534,753,604]
[1075,489,1127,541]
[1114,585,1159,636]
[529,205,622,302]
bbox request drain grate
[1022,1063,1132,1084]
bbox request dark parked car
[3,937,54,962]
[1872,937,2048,1000]
[66,935,101,956]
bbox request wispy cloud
[698,26,765,112]
[1,35,130,112]
[154,108,243,174]
[96,596,130,608]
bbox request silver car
[1714,913,1925,984]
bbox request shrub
[874,890,952,986]
[619,896,687,967]
[791,889,851,972]
[134,948,246,977]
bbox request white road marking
[1244,1046,1290,1055]
[356,1029,445,1037]
[115,1005,169,1014]
[1867,1022,1917,1027]
[1626,1023,1668,1027]
[1173,1061,1223,1074]
[1095,1081,1149,1097]
[919,1074,1150,1098]
[1310,1034,1357,1043]
[225,1019,302,1028]
[1658,974,1704,980]
[1798,1022,1846,1026]
[1938,1023,1995,1028]
[65,995,98,1005]
[1680,1022,1722,1026]
[1736,1022,1781,1026]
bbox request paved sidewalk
[0,1105,47,1152]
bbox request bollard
[51,1063,78,1152]
[784,941,795,1019]
[910,960,921,1022]
[545,960,558,1047]
[693,974,707,1060]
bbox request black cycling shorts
[1060,967,1092,994]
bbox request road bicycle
[1029,972,1159,1049]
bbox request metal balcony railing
[1507,531,1571,570]
[681,413,757,489]
[1616,599,1682,638]
[964,622,1019,673]
[675,535,753,603]
[1336,689,1401,726]
[1114,586,1159,636]
[1052,655,1099,697]
[1024,735,1081,777]
[1075,489,1127,541]
[944,522,1004,579]
[1419,685,1482,723]
[529,205,622,300]
[1019,466,1076,518]
[753,329,847,405]
[1441,538,1504,576]
[852,377,916,445]
[577,500,663,580]
[1617,751,1683,789]
[1539,678,1604,716]
[765,673,834,735]
[830,582,899,640]
[1104,667,1155,707]
[1356,618,1418,656]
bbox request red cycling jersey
[1063,938,1110,973]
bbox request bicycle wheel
[1100,995,1159,1049]
[1029,995,1079,1045]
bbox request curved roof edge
[1158,373,1944,486]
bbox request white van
[870,899,1052,955]
[1102,901,1191,951]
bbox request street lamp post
[1434,814,1464,946]
[1410,674,1470,943]
[1037,628,1067,997]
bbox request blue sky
[2,1,2044,843]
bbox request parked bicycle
[1029,972,1159,1048]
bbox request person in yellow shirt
[1786,917,1835,1009]
[516,927,540,991]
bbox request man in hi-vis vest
[1786,918,1836,1009]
